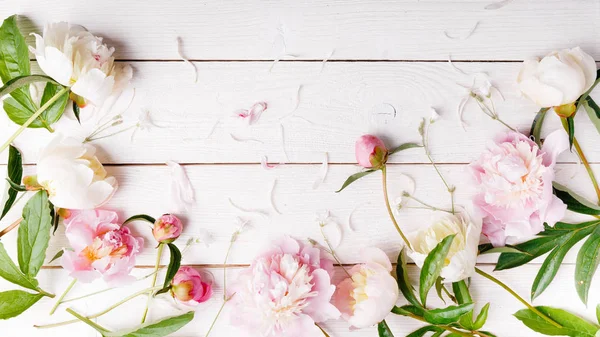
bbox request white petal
[312,152,329,189]
[322,221,342,249]
[71,68,115,106]
[166,161,195,212]
[37,46,73,86]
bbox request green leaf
[392,305,426,317]
[472,303,491,330]
[531,224,596,300]
[596,304,600,325]
[514,306,599,337]
[0,15,37,114]
[583,98,600,135]
[377,320,394,337]
[0,242,38,291]
[123,214,157,225]
[530,107,549,147]
[419,234,455,306]
[17,190,52,278]
[67,308,110,335]
[110,312,195,337]
[50,202,59,234]
[1,145,22,219]
[406,326,443,337]
[39,82,69,126]
[73,101,81,124]
[452,280,474,329]
[5,177,26,191]
[434,277,446,304]
[0,75,58,100]
[575,225,600,304]
[389,142,422,155]
[159,243,182,293]
[0,290,43,319]
[565,116,575,151]
[478,243,530,255]
[48,249,64,264]
[553,182,600,215]
[423,303,474,325]
[396,249,421,307]
[335,170,377,193]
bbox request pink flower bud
[355,135,388,168]
[170,266,213,305]
[153,214,183,243]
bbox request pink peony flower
[61,210,143,285]
[229,236,340,337]
[469,130,569,246]
[332,247,398,329]
[170,266,212,305]
[153,214,183,243]
[355,135,388,168]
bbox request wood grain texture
[2,265,598,336]
[2,61,600,164]
[3,0,599,60]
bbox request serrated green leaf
[423,303,474,325]
[530,107,549,147]
[377,320,394,337]
[407,326,443,337]
[515,306,598,337]
[17,190,52,278]
[160,243,182,291]
[396,249,421,307]
[123,214,157,225]
[583,98,600,136]
[0,290,43,320]
[575,226,600,304]
[335,170,377,193]
[1,145,22,219]
[0,15,37,114]
[419,234,455,306]
[389,142,422,155]
[531,225,596,300]
[554,182,600,216]
[110,312,195,337]
[0,242,38,291]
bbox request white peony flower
[517,47,596,107]
[408,211,481,283]
[34,135,117,209]
[332,247,399,328]
[29,22,133,110]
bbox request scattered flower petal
[485,0,514,10]
[261,155,278,170]
[131,109,158,141]
[429,107,441,123]
[176,37,198,83]
[444,21,480,40]
[348,202,369,232]
[234,102,268,125]
[166,161,195,212]
[322,221,342,249]
[269,178,283,215]
[228,198,269,218]
[229,133,265,144]
[321,49,335,73]
[205,118,221,139]
[312,152,329,189]
[279,123,290,162]
[457,95,470,131]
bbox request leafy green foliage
[0,290,43,319]
[530,107,549,147]
[406,326,443,337]
[583,97,600,135]
[553,183,600,215]
[377,320,394,337]
[565,116,575,150]
[515,306,599,337]
[423,303,474,325]
[47,249,64,264]
[0,243,38,291]
[156,243,182,295]
[1,145,22,219]
[123,214,157,225]
[396,249,421,307]
[17,191,52,278]
[575,226,600,304]
[478,243,529,255]
[112,311,195,337]
[336,170,377,193]
[389,142,422,155]
[419,234,455,306]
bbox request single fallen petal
[312,152,329,189]
[166,161,195,212]
[176,37,198,83]
[261,155,277,170]
[279,123,290,162]
[269,178,283,215]
[321,49,335,73]
[430,107,441,123]
[485,0,514,10]
[444,21,480,40]
[457,95,470,131]
[228,198,269,218]
[230,133,265,144]
[321,221,342,249]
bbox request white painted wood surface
[1,1,600,336]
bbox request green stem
[85,125,136,143]
[403,312,477,337]
[49,278,76,315]
[474,95,517,132]
[36,286,162,329]
[36,288,55,298]
[63,270,160,304]
[319,226,351,277]
[0,86,69,154]
[475,267,562,328]
[406,195,453,213]
[141,243,164,323]
[381,165,412,249]
[223,237,235,301]
[317,323,331,337]
[423,122,455,213]
[560,118,600,204]
[205,295,233,337]
[65,308,109,334]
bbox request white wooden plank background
[1,1,600,336]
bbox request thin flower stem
[404,311,483,337]
[317,323,331,337]
[475,267,562,328]
[85,125,137,143]
[223,237,235,301]
[406,195,453,214]
[36,288,55,298]
[141,243,164,323]
[474,95,517,132]
[65,308,109,334]
[381,166,412,250]
[36,286,163,329]
[0,86,70,154]
[205,294,234,337]
[423,123,455,213]
[0,217,23,238]
[319,226,351,277]
[49,278,77,315]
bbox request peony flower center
[350,267,375,309]
[414,218,467,266]
[172,281,194,301]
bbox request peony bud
[554,103,577,118]
[153,214,183,243]
[170,266,212,305]
[355,135,388,169]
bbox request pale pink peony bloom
[469,130,569,246]
[153,214,183,243]
[355,135,387,168]
[170,266,213,305]
[332,247,398,329]
[61,210,143,285]
[229,236,340,337]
